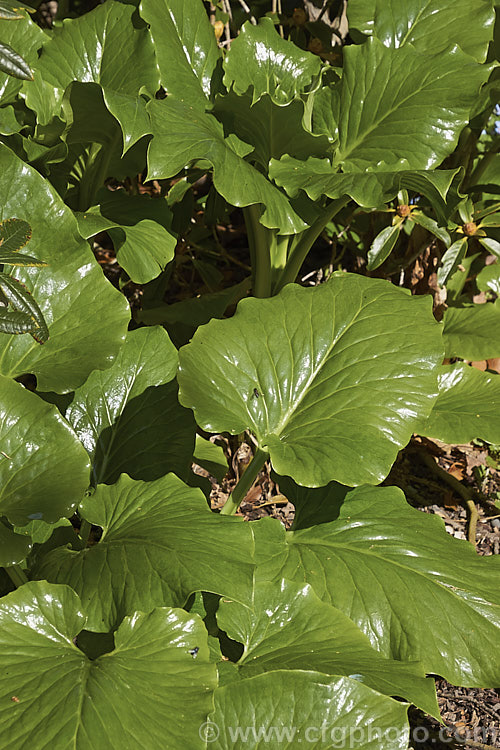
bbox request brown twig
[236,0,256,23]
[408,445,480,545]
[272,0,283,37]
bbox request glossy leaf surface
[280,485,500,686]
[24,0,158,140]
[140,0,220,108]
[0,581,216,750]
[75,211,176,284]
[178,274,443,487]
[0,375,89,525]
[0,13,44,103]
[443,301,500,360]
[223,17,322,105]
[421,363,500,444]
[348,0,494,61]
[211,670,409,750]
[0,145,130,392]
[147,98,306,234]
[66,327,195,484]
[214,92,329,170]
[217,577,438,715]
[34,473,254,630]
[270,155,460,211]
[331,39,490,172]
[0,40,31,80]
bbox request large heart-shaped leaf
[330,38,490,172]
[178,274,443,487]
[0,375,89,525]
[23,0,158,149]
[140,0,220,109]
[34,473,254,630]
[443,301,500,360]
[0,13,45,104]
[223,17,322,105]
[0,581,216,749]
[0,144,130,392]
[146,98,306,235]
[278,484,500,686]
[66,327,195,485]
[210,670,409,750]
[217,578,438,715]
[348,0,495,62]
[420,363,500,444]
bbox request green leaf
[139,278,250,348]
[0,39,31,80]
[279,484,500,686]
[348,0,495,62]
[178,274,443,487]
[0,103,23,134]
[443,300,500,360]
[366,223,401,270]
[331,39,491,172]
[0,249,45,266]
[0,374,89,525]
[0,272,49,343]
[223,17,322,105]
[269,154,460,213]
[276,473,349,530]
[410,210,451,246]
[13,517,72,545]
[0,144,130,392]
[75,210,176,284]
[23,0,158,148]
[217,577,438,715]
[213,92,330,170]
[0,0,33,20]
[0,581,216,749]
[477,262,500,294]
[147,98,306,235]
[211,670,409,749]
[0,308,38,336]
[437,237,467,286]
[420,363,500,444]
[34,473,254,631]
[108,220,176,283]
[193,435,228,483]
[0,519,31,565]
[0,217,34,257]
[66,327,195,485]
[478,236,500,259]
[139,0,221,109]
[0,14,44,103]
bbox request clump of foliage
[0,218,48,342]
[0,0,499,746]
[0,0,34,81]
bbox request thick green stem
[243,205,272,298]
[273,195,350,293]
[220,446,268,515]
[5,564,28,588]
[78,129,121,211]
